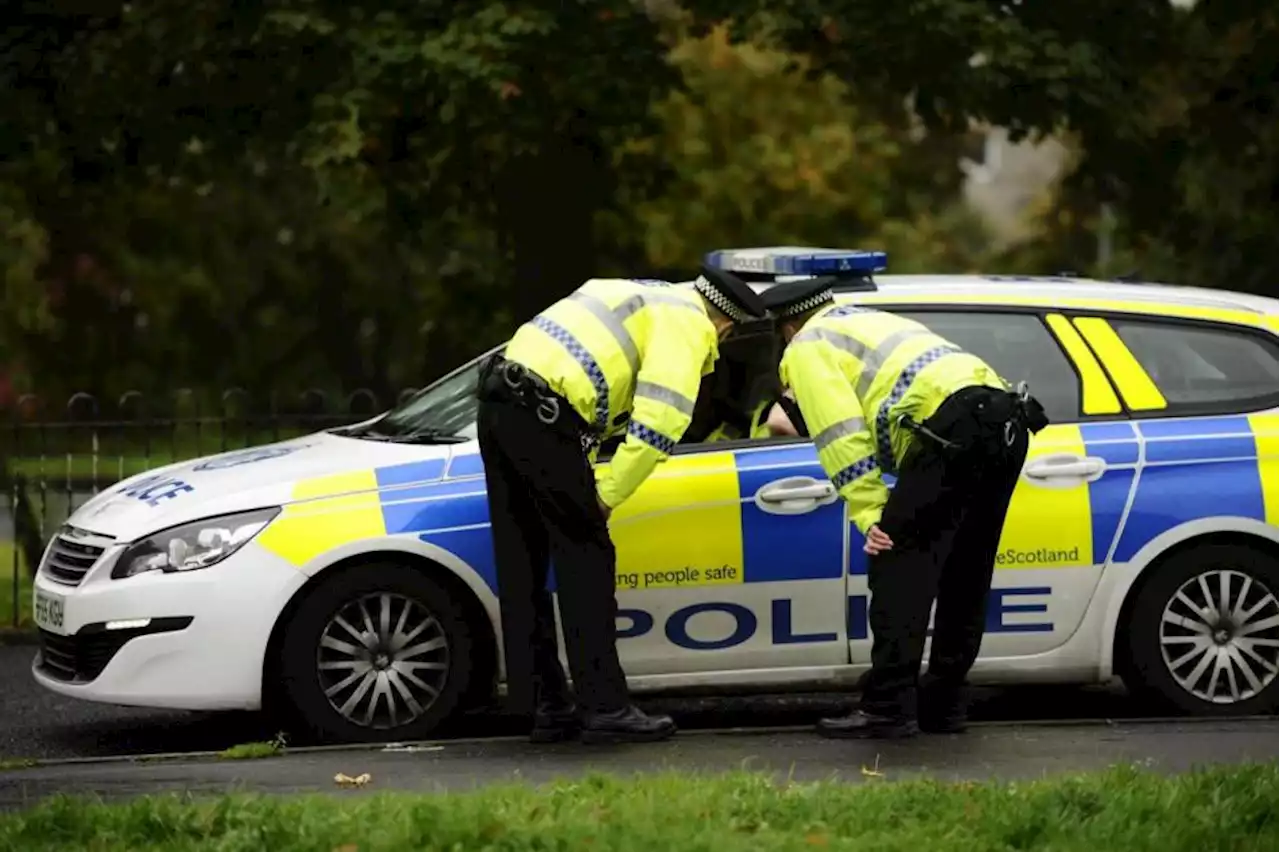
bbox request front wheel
[278,562,476,743]
[1121,544,1279,716]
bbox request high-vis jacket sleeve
[596,308,715,508]
[780,343,889,535]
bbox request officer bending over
[476,269,767,744]
[761,278,1048,739]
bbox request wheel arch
[260,543,501,716]
[1099,518,1279,681]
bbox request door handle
[759,482,836,502]
[1024,454,1106,481]
[755,476,839,515]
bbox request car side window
[894,310,1084,423]
[1107,318,1279,415]
[677,326,786,447]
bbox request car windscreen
[358,346,500,441]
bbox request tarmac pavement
[0,718,1275,810]
[0,642,1171,761]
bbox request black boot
[580,705,676,744]
[815,709,919,739]
[921,690,967,731]
[530,699,581,743]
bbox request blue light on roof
[704,246,888,276]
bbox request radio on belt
[703,246,888,278]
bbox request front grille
[36,617,193,684]
[36,630,131,683]
[39,526,115,587]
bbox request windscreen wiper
[331,424,396,441]
[390,428,469,445]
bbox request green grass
[0,542,32,630]
[0,763,1274,852]
[216,735,288,761]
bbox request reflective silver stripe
[568,290,705,375]
[639,291,706,315]
[792,325,934,397]
[855,328,933,397]
[793,326,869,359]
[634,380,696,416]
[569,292,640,372]
[813,417,867,452]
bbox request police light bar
[704,246,888,277]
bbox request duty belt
[480,356,599,451]
[896,381,1049,453]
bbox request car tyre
[1121,544,1279,716]
[278,561,476,744]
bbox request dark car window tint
[895,311,1083,423]
[1110,319,1279,414]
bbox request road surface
[0,718,1274,810]
[0,642,1205,761]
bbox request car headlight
[112,507,281,579]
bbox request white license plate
[33,589,67,633]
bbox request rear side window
[1109,319,1279,414]
[895,311,1083,423]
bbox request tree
[682,0,1179,141]
[989,0,1276,292]
[0,1,696,403]
[601,24,993,273]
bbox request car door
[1069,313,1280,560]
[1068,312,1280,706]
[841,307,1140,663]
[605,329,849,678]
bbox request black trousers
[858,386,1031,721]
[476,379,630,716]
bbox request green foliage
[216,733,288,761]
[0,0,1273,408]
[604,24,994,274]
[684,0,1179,141]
[982,1,1277,291]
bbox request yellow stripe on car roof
[836,292,1277,332]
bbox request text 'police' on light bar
[704,246,889,276]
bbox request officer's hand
[597,497,613,522]
[863,525,894,555]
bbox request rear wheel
[1121,544,1279,716]
[278,561,476,743]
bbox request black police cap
[694,265,769,323]
[760,276,837,319]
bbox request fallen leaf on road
[334,772,372,788]
[859,754,885,778]
[381,745,444,754]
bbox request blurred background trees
[1,0,1274,405]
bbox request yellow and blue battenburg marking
[1113,414,1278,561]
[840,421,1138,577]
[258,411,1277,597]
[256,459,451,567]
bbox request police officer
[477,268,768,744]
[760,277,1048,739]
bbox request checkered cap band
[694,275,751,323]
[775,289,834,318]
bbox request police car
[30,248,1280,743]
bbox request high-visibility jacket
[778,304,1007,534]
[704,397,775,442]
[505,279,719,508]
